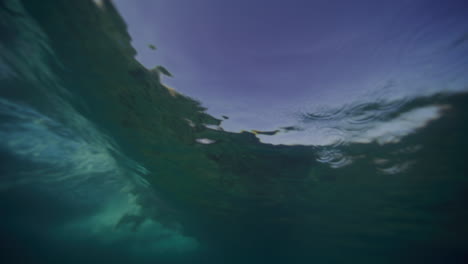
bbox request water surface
[1,1,468,263]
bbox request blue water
[1,1,468,263]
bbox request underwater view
[1,0,468,263]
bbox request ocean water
[1,0,468,263]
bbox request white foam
[196,138,216,144]
[0,98,120,188]
[0,98,199,253]
[350,105,446,145]
[258,105,446,146]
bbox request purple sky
[112,0,468,137]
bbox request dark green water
[1,0,468,263]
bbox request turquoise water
[1,1,468,263]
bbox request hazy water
[1,1,468,263]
